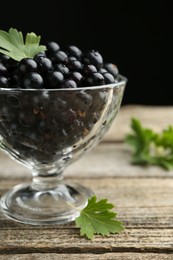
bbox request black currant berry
[0,64,7,76]
[103,72,115,84]
[82,50,103,69]
[46,71,64,88]
[23,72,44,89]
[35,56,53,74]
[18,58,38,74]
[68,60,83,71]
[62,79,77,88]
[84,72,105,86]
[66,45,82,60]
[70,71,83,86]
[99,68,107,74]
[34,52,46,60]
[104,63,119,78]
[54,64,70,77]
[0,76,9,88]
[49,51,68,64]
[83,64,97,75]
[46,41,60,53]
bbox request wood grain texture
[0,178,173,255]
[0,253,173,260]
[104,105,173,142]
[1,143,173,179]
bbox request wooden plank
[1,143,173,179]
[104,105,173,142]
[0,178,173,254]
[1,178,173,225]
[0,253,173,260]
[66,143,173,178]
[1,205,173,229]
[0,228,173,254]
[1,177,173,209]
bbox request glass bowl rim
[0,74,127,92]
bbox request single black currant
[99,68,107,74]
[82,50,103,69]
[104,63,119,78]
[35,56,53,74]
[0,64,7,76]
[46,71,64,88]
[46,41,60,53]
[84,72,105,86]
[103,72,115,84]
[34,52,46,60]
[62,79,77,88]
[23,72,44,89]
[54,63,70,77]
[70,71,83,86]
[49,51,68,64]
[18,58,38,74]
[68,56,77,62]
[0,76,9,88]
[67,60,83,71]
[66,45,82,60]
[83,64,97,75]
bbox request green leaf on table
[75,195,124,240]
[125,118,173,170]
[0,28,46,61]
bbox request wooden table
[0,105,173,260]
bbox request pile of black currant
[0,41,119,89]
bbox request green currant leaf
[0,28,46,61]
[125,118,173,170]
[75,195,124,240]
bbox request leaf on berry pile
[75,195,124,240]
[0,28,46,61]
[125,118,173,170]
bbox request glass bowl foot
[0,182,93,225]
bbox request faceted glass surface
[0,75,127,225]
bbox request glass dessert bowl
[0,75,127,225]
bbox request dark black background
[1,1,165,105]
